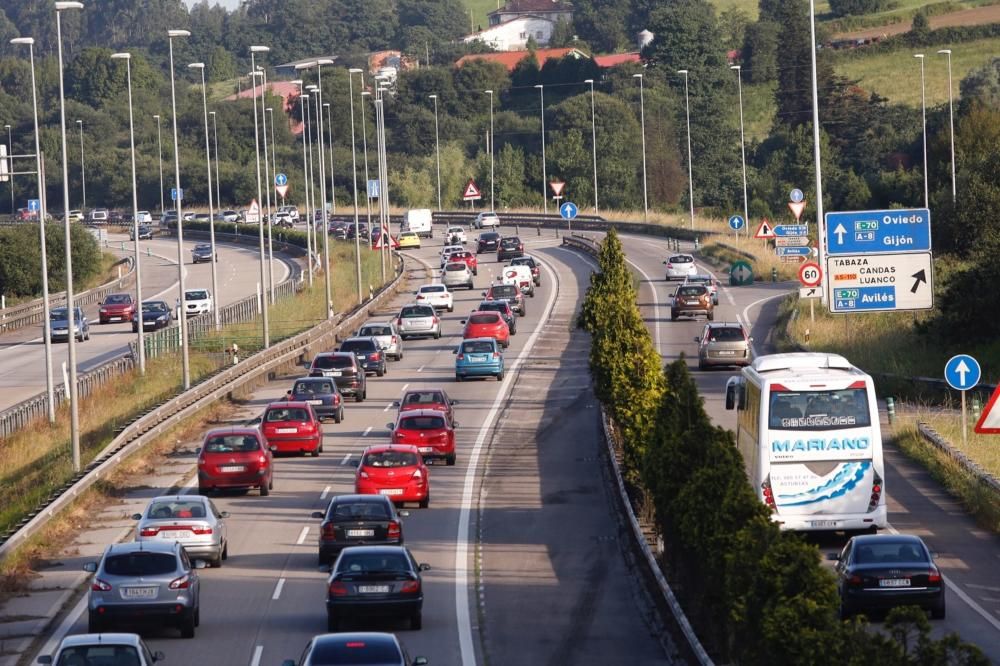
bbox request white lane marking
[363,426,372,437]
[250,645,263,666]
[320,484,331,500]
[271,578,286,600]
[455,256,560,666]
[36,594,88,660]
[740,292,789,356]
[417,365,425,373]
[296,526,310,545]
[400,383,409,393]
[383,402,393,412]
[885,523,1000,633]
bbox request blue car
[454,337,504,382]
[49,306,90,342]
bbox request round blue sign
[944,354,981,391]
[560,201,578,220]
[274,173,288,186]
[728,215,745,231]
[790,188,804,203]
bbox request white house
[463,15,557,51]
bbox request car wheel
[455,374,463,382]
[327,612,339,632]
[447,305,453,313]
[447,453,456,466]
[497,371,504,381]
[670,311,678,321]
[311,446,320,457]
[931,597,946,619]
[396,352,404,361]
[357,390,366,403]
[707,311,715,321]
[410,610,423,630]
[376,366,385,378]
[419,493,430,509]
[473,269,478,276]
[434,331,441,339]
[180,611,196,638]
[210,551,223,568]
[260,480,270,496]
[221,542,228,561]
[838,598,853,620]
[529,290,534,298]
[198,486,209,496]
[335,408,343,424]
[698,360,707,370]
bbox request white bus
[725,352,887,532]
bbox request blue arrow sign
[825,208,931,256]
[170,187,183,202]
[774,224,808,237]
[944,354,981,391]
[560,201,578,220]
[728,215,744,231]
[367,179,380,199]
[776,246,811,257]
[274,173,287,187]
[790,188,804,203]
[27,199,40,212]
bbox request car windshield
[186,290,209,300]
[445,263,466,272]
[105,295,131,305]
[768,388,871,430]
[670,255,693,263]
[491,286,516,297]
[462,340,495,354]
[676,286,705,297]
[148,500,208,520]
[195,244,211,251]
[501,238,519,246]
[310,639,401,663]
[142,302,168,313]
[338,551,411,574]
[479,303,505,314]
[706,327,745,342]
[331,501,391,521]
[363,450,420,468]
[403,391,446,406]
[265,408,310,422]
[203,434,261,453]
[420,285,446,294]
[313,355,353,369]
[400,416,446,430]
[360,325,392,336]
[400,306,433,318]
[104,552,176,576]
[50,308,81,320]
[512,258,534,266]
[480,233,499,240]
[469,313,499,324]
[341,340,375,352]
[293,381,334,394]
[56,646,142,666]
[853,540,928,564]
[451,252,471,259]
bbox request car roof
[851,533,925,546]
[398,408,447,419]
[107,539,178,555]
[149,494,207,504]
[462,336,498,344]
[330,494,392,505]
[363,443,421,455]
[316,351,357,358]
[468,310,501,318]
[338,545,410,557]
[267,400,312,409]
[58,633,147,650]
[705,321,743,329]
[203,426,261,437]
[294,376,335,384]
[342,336,378,344]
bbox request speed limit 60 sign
[798,262,822,287]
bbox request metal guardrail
[918,423,1000,496]
[0,255,407,557]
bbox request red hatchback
[388,409,457,466]
[448,250,478,276]
[99,293,136,324]
[197,427,274,496]
[355,445,430,508]
[462,311,510,348]
[395,388,457,423]
[261,402,323,456]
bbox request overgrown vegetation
[578,229,988,663]
[0,224,104,298]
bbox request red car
[461,311,510,348]
[388,408,457,466]
[448,250,478,276]
[197,427,274,496]
[261,401,323,456]
[394,388,457,424]
[355,445,430,508]
[98,293,136,324]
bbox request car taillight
[432,316,439,324]
[329,581,349,596]
[370,352,381,361]
[412,469,423,480]
[927,569,942,584]
[140,527,159,537]
[456,354,464,361]
[492,353,500,360]
[847,574,863,587]
[360,470,370,479]
[387,520,401,540]
[761,477,777,512]
[258,455,268,465]
[322,522,336,538]
[391,336,397,344]
[333,394,340,406]
[169,574,190,590]
[192,526,213,535]
[416,294,425,300]
[667,263,674,269]
[868,472,883,512]
[91,578,112,591]
[401,579,421,594]
[397,318,403,326]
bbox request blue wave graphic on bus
[776,462,870,506]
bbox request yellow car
[398,231,421,249]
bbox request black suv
[311,494,407,565]
[484,283,526,316]
[497,236,524,261]
[338,336,388,377]
[477,300,517,334]
[309,351,368,402]
[476,232,501,254]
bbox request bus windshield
[768,387,870,431]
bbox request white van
[498,264,534,297]
[402,209,434,238]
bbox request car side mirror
[334,346,340,352]
[452,349,458,354]
[827,552,841,561]
[269,445,278,452]
[286,389,293,396]
[194,446,201,454]
[413,657,428,666]
[450,400,458,405]
[392,400,400,407]
[311,511,325,519]
[460,320,466,325]
[662,260,668,265]
[38,656,53,665]
[131,513,143,520]
[83,562,97,573]
[694,337,700,343]
[152,651,165,663]
[193,560,208,569]
[481,291,487,297]
[453,422,460,428]
[748,337,754,343]
[386,422,395,430]
[219,511,230,519]
[418,563,431,571]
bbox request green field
[834,37,1000,107]
[466,0,499,33]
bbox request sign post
[559,201,578,234]
[945,354,982,448]
[728,214,745,243]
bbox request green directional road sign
[730,260,754,286]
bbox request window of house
[536,31,544,38]
[519,32,527,39]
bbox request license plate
[880,579,911,588]
[419,447,434,453]
[809,520,839,528]
[471,355,487,362]
[122,587,158,599]
[379,489,403,496]
[161,531,193,539]
[275,427,297,434]
[358,585,390,594]
[347,529,375,537]
[327,370,342,377]
[717,350,737,356]
[307,399,323,405]
[220,465,245,473]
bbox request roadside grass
[833,36,1000,107]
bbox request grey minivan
[696,322,753,369]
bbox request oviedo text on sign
[827,253,934,313]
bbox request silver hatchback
[696,322,753,369]
[397,304,440,340]
[84,540,204,638]
[133,495,229,567]
[442,261,475,290]
[358,321,404,361]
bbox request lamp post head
[188,62,205,69]
[209,111,215,116]
[323,102,330,108]
[534,84,543,89]
[484,89,493,94]
[936,48,951,55]
[167,29,190,38]
[914,53,925,59]
[730,65,740,71]
[632,73,642,78]
[348,68,363,74]
[249,70,263,78]
[291,79,303,86]
[583,78,593,84]
[54,1,84,10]
[76,119,82,125]
[10,37,35,46]
[676,69,688,75]
[316,58,334,66]
[428,94,437,99]
[153,114,160,119]
[301,94,309,100]
[250,45,270,53]
[361,91,371,97]
[111,52,131,60]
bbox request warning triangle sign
[245,198,261,224]
[974,384,1000,434]
[754,219,776,240]
[788,200,807,222]
[374,233,400,250]
[463,179,482,201]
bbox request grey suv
[84,540,204,638]
[695,322,752,369]
[339,336,388,377]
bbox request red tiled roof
[593,52,641,68]
[455,47,587,72]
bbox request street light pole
[937,49,957,204]
[167,29,191,389]
[359,85,373,250]
[583,79,598,214]
[294,83,313,286]
[210,111,221,208]
[111,52,146,374]
[534,84,548,215]
[915,53,929,209]
[267,107,277,204]
[76,119,85,211]
[484,89,494,211]
[154,114,164,217]
[678,69,695,230]
[4,124,12,214]
[55,0,84,471]
[348,68,363,303]
[249,46,270,348]
[809,0,828,305]
[257,68,275,304]
[324,102,336,214]
[633,73,648,222]
[300,59,334,316]
[429,94,442,212]
[190,62,220,331]
[731,64,750,233]
[11,36,56,420]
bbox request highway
[0,233,290,413]
[23,226,1000,664]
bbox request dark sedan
[287,377,344,423]
[191,243,217,264]
[338,336,387,377]
[132,300,173,332]
[832,533,946,619]
[129,224,153,240]
[312,495,407,566]
[476,231,500,254]
[326,546,430,631]
[282,633,427,666]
